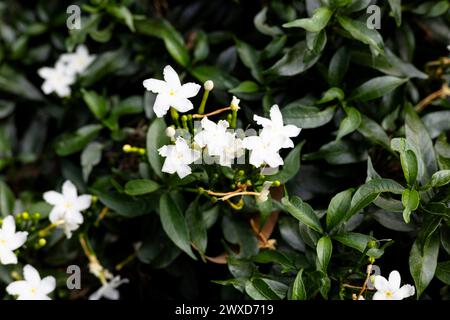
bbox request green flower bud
[211,196,218,203]
[22,212,30,220]
[38,238,47,247]
[122,144,132,153]
[33,212,41,220]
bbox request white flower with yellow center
[159,137,201,178]
[254,104,301,149]
[373,270,415,300]
[143,65,201,117]
[242,134,284,168]
[43,180,92,239]
[0,216,28,265]
[89,276,129,300]
[37,63,75,97]
[59,44,96,75]
[6,265,55,300]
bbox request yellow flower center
[385,291,393,298]
[31,288,37,295]
[0,239,6,246]
[169,89,175,96]
[64,202,73,209]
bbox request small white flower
[195,118,230,155]
[159,137,201,179]
[231,96,240,109]
[254,105,301,149]
[0,216,28,265]
[242,135,284,168]
[373,270,415,300]
[143,65,201,117]
[447,45,450,51]
[37,63,75,97]
[256,181,273,203]
[89,276,129,300]
[165,126,176,139]
[43,180,92,239]
[6,265,55,300]
[59,45,96,75]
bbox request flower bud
[122,144,132,153]
[273,180,281,187]
[368,240,378,248]
[165,126,176,138]
[33,212,41,220]
[198,187,205,194]
[211,196,218,203]
[230,96,240,110]
[38,238,47,247]
[22,212,29,220]
[204,80,214,91]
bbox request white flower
[89,276,129,300]
[0,216,28,265]
[43,180,92,239]
[242,135,284,168]
[256,181,273,203]
[159,137,201,178]
[254,105,301,149]
[143,65,201,117]
[37,63,75,97]
[231,96,240,109]
[6,265,55,300]
[373,270,415,300]
[59,44,96,75]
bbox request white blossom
[159,137,201,178]
[242,134,284,168]
[37,63,75,97]
[0,216,28,265]
[59,44,96,75]
[89,276,129,300]
[6,265,55,300]
[256,181,273,203]
[373,270,415,300]
[43,180,92,239]
[231,96,240,109]
[254,104,301,149]
[143,65,201,117]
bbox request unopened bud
[38,238,47,247]
[204,80,214,91]
[166,126,176,138]
[122,144,132,153]
[230,96,240,110]
[22,212,29,220]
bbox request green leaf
[193,30,209,63]
[430,170,450,188]
[436,261,450,285]
[186,200,207,257]
[349,76,407,101]
[357,115,391,150]
[0,65,43,101]
[405,103,438,184]
[409,233,439,298]
[283,7,333,33]
[337,16,384,55]
[281,196,323,234]
[316,236,332,272]
[328,47,350,86]
[326,188,353,231]
[190,65,239,91]
[146,118,169,179]
[349,178,405,217]
[270,142,304,183]
[159,192,196,260]
[399,149,418,186]
[124,179,160,196]
[291,269,307,300]
[0,181,15,217]
[254,7,283,36]
[334,232,374,253]
[267,40,325,76]
[282,104,335,129]
[55,124,103,157]
[229,81,260,94]
[401,189,420,223]
[317,87,345,104]
[95,189,156,217]
[235,39,262,82]
[81,89,109,120]
[108,6,135,32]
[336,106,362,140]
[80,141,103,182]
[245,278,287,300]
[387,0,402,26]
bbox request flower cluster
[143,65,301,181]
[38,45,95,97]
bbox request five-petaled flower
[59,44,96,75]
[373,270,415,300]
[89,275,129,300]
[143,65,201,118]
[159,137,201,179]
[43,180,92,239]
[6,264,55,300]
[0,216,28,265]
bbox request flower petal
[39,276,56,295]
[23,265,41,285]
[388,270,401,290]
[180,83,201,98]
[9,231,28,251]
[75,195,92,211]
[269,105,284,127]
[0,248,18,265]
[372,291,387,300]
[172,97,194,113]
[62,180,78,201]
[6,280,28,296]
[143,79,168,93]
[163,65,181,88]
[253,115,272,127]
[1,216,16,235]
[153,94,171,118]
[397,284,415,299]
[43,191,64,206]
[374,275,389,291]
